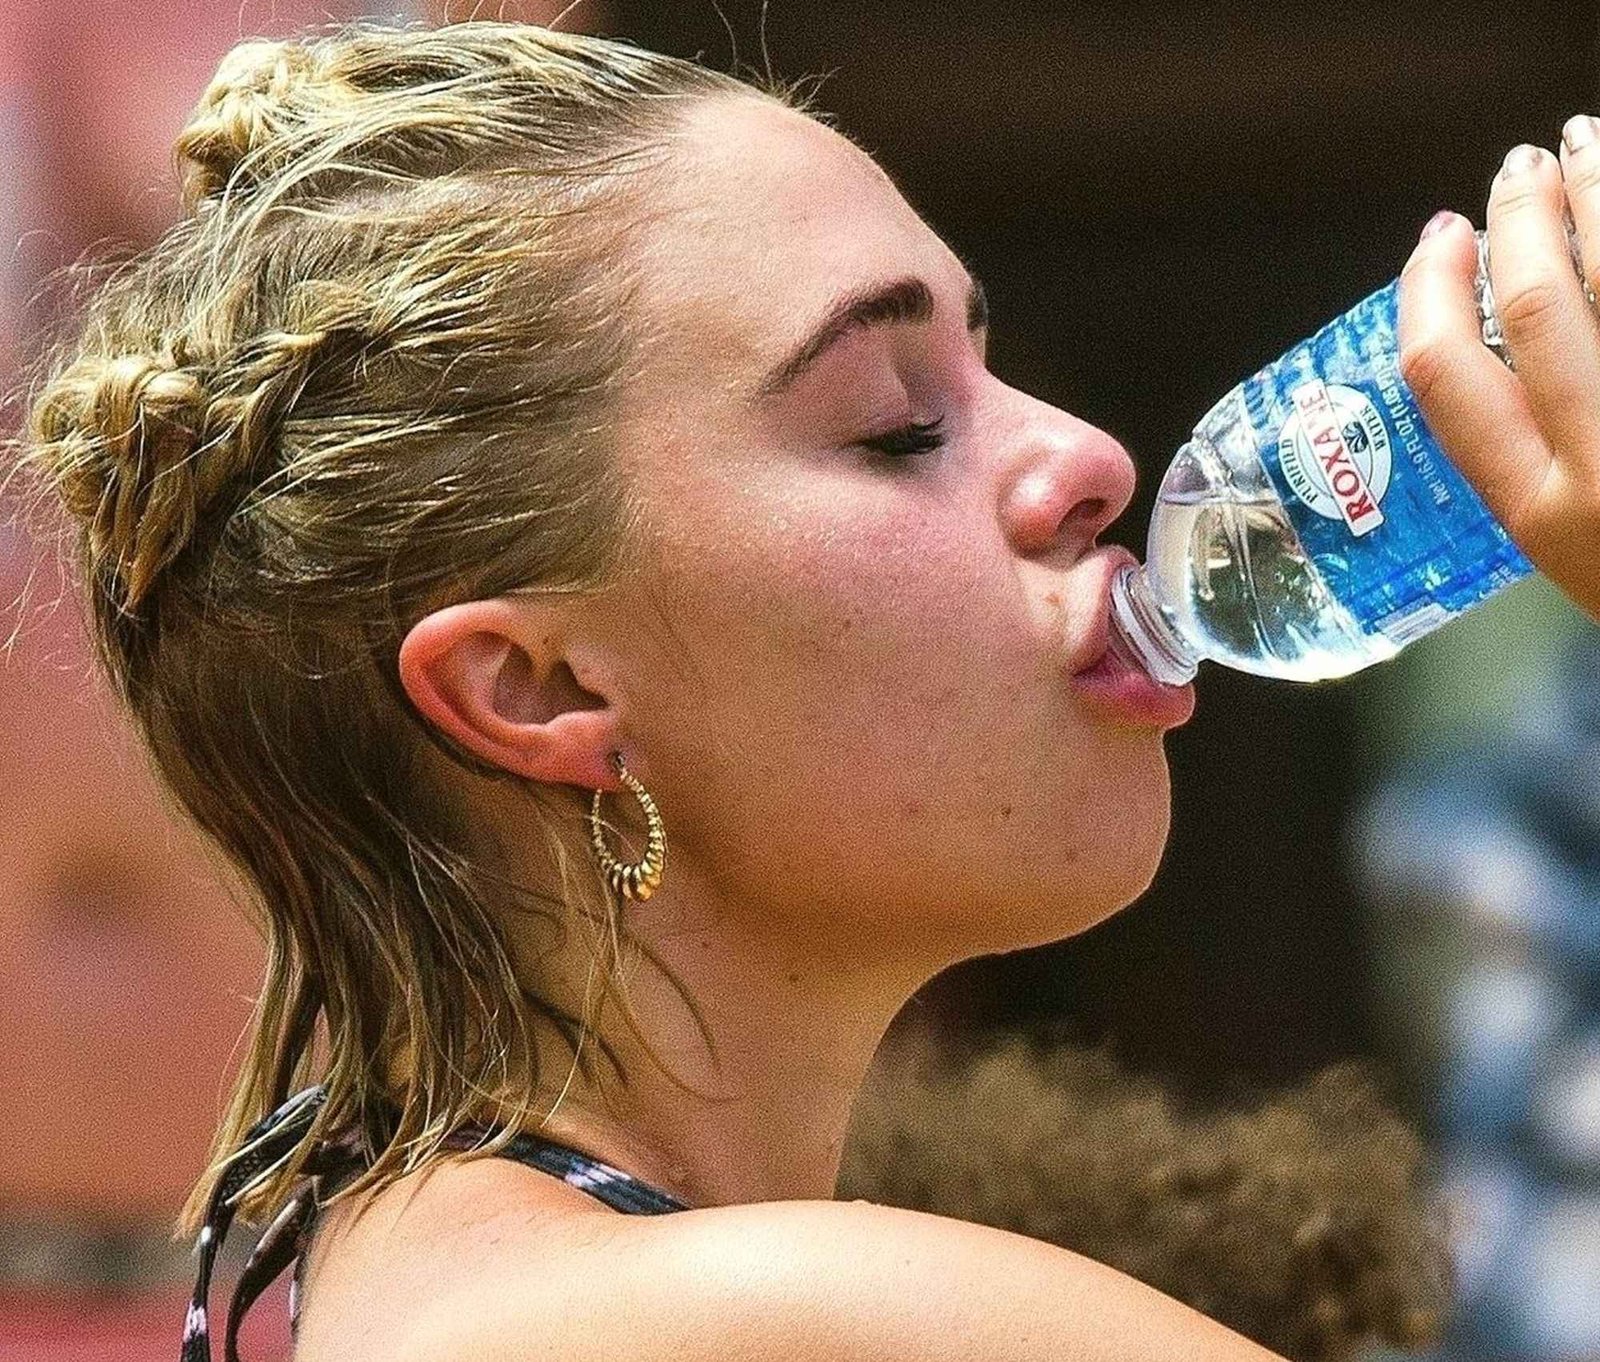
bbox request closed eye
[858,417,946,458]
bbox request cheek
[695,497,1097,818]
[666,487,1011,750]
[638,482,979,800]
[631,464,1170,931]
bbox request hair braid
[28,321,367,618]
[176,39,332,210]
[6,18,795,1238]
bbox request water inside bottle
[1145,485,1399,682]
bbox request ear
[396,598,624,791]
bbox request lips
[1066,546,1142,677]
[1065,547,1195,729]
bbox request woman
[10,21,1600,1362]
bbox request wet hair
[840,1029,1454,1361]
[5,21,803,1233]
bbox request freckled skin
[580,98,1177,955]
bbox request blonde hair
[6,20,802,1232]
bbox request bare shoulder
[293,1151,629,1360]
[297,1172,1285,1362]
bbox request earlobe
[396,601,624,791]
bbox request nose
[996,389,1137,559]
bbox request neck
[510,858,942,1208]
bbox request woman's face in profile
[590,95,1192,951]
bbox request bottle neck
[1108,563,1199,685]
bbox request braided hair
[6,20,798,1234]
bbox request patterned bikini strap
[180,1091,693,1361]
[180,1085,347,1362]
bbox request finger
[1486,141,1600,475]
[1398,210,1554,534]
[1557,112,1600,480]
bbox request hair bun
[175,39,324,210]
[33,352,225,613]
[30,325,361,616]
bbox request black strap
[181,1087,690,1361]
[465,1129,688,1215]
[181,1085,330,1362]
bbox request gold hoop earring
[588,752,666,901]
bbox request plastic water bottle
[1110,229,1562,685]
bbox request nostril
[1062,497,1108,535]
[1003,433,1131,555]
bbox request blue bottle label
[1239,278,1532,645]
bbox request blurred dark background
[4,2,1598,1357]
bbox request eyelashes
[856,415,947,458]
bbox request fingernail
[1420,209,1457,241]
[1563,113,1599,154]
[1502,143,1549,177]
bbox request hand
[1398,118,1600,625]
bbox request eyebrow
[755,271,989,399]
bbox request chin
[1013,773,1173,948]
[1016,868,1161,952]
[1070,860,1163,935]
